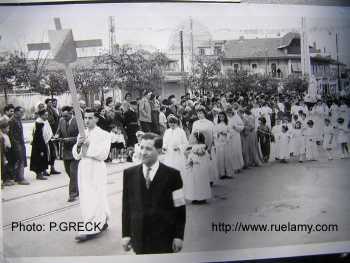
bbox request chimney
[313,42,316,49]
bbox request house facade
[197,32,348,96]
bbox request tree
[96,48,169,95]
[188,55,222,94]
[224,68,257,93]
[283,74,308,95]
[255,73,279,95]
[0,52,31,104]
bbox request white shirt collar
[142,160,160,182]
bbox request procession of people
[1,86,350,253]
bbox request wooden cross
[27,17,103,137]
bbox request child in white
[111,127,126,145]
[277,125,290,163]
[132,131,144,163]
[110,126,126,161]
[162,115,188,184]
[185,132,212,204]
[290,121,305,162]
[159,106,167,136]
[271,119,282,161]
[335,117,349,159]
[303,120,319,161]
[322,118,335,160]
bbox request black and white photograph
[0,1,350,262]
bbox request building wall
[223,58,289,78]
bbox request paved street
[2,150,350,258]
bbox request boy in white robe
[72,109,112,242]
[303,120,319,161]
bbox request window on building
[252,63,257,70]
[214,46,222,55]
[271,63,277,77]
[277,68,282,78]
[234,63,239,73]
[199,48,205,56]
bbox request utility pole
[190,17,194,74]
[180,30,186,93]
[109,16,116,55]
[336,32,341,93]
[300,17,311,77]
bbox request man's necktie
[145,166,152,189]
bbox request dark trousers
[140,121,152,133]
[260,141,270,162]
[48,141,57,167]
[14,161,25,182]
[126,124,138,147]
[2,164,14,181]
[63,159,79,197]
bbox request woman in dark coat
[30,110,49,180]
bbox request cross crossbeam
[27,17,103,138]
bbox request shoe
[3,180,15,186]
[67,196,77,202]
[50,169,61,175]
[44,171,50,176]
[75,233,99,242]
[17,180,30,185]
[37,175,48,180]
[101,223,108,232]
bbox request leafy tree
[283,74,308,95]
[255,73,279,95]
[224,68,257,93]
[0,52,31,104]
[188,55,222,94]
[96,48,169,95]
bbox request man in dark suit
[8,106,30,185]
[122,132,186,254]
[123,100,139,147]
[45,98,61,175]
[55,106,79,202]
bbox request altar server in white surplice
[72,109,112,242]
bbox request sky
[0,2,349,65]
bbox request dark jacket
[56,117,79,160]
[8,118,27,167]
[97,115,109,132]
[124,109,139,147]
[122,162,186,254]
[47,106,60,133]
[30,122,48,173]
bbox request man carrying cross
[72,109,111,242]
[27,18,108,242]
